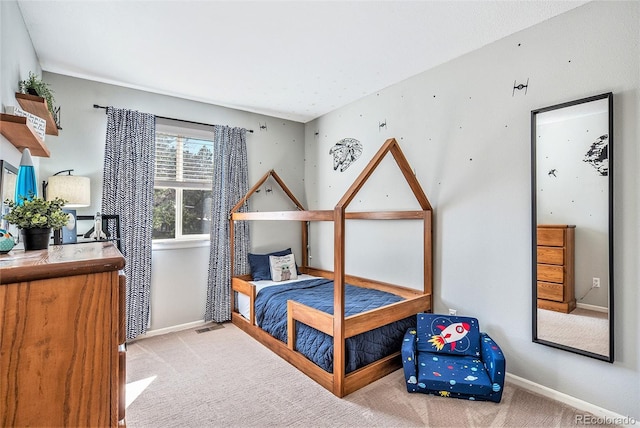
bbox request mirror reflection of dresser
[536,224,575,313]
[531,92,613,362]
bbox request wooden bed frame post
[333,205,346,397]
[229,216,236,313]
[302,221,309,269]
[425,210,432,296]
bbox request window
[153,119,214,240]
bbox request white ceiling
[18,1,588,123]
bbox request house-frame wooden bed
[229,138,433,397]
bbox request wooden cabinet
[0,242,126,427]
[536,225,576,313]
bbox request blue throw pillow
[248,248,292,281]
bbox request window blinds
[155,132,214,188]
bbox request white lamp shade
[46,175,91,207]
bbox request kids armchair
[401,313,505,403]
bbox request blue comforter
[255,278,416,373]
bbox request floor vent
[195,323,224,334]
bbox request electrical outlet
[448,309,457,316]
[592,277,600,288]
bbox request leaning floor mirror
[0,160,18,230]
[531,92,614,362]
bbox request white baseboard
[506,373,635,426]
[134,320,210,340]
[576,302,608,313]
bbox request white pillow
[269,253,298,282]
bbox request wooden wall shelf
[15,93,59,135]
[0,113,50,157]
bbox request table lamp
[43,169,91,244]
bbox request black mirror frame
[531,92,614,362]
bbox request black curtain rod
[92,104,254,133]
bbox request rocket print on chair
[428,322,471,351]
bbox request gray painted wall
[304,1,638,419]
[0,0,42,170]
[38,72,305,331]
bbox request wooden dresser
[536,225,576,313]
[0,242,126,427]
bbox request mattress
[236,274,318,320]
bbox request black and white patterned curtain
[103,107,155,340]
[205,126,250,322]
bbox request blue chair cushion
[416,313,481,357]
[416,352,493,396]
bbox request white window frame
[153,119,215,245]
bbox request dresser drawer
[537,264,564,283]
[537,281,564,301]
[537,228,565,247]
[537,246,564,265]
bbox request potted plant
[18,71,57,118]
[2,195,68,251]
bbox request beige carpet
[125,323,610,428]
[537,308,609,356]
